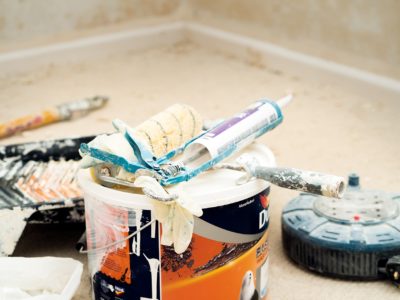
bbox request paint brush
[235,154,345,198]
[0,95,108,139]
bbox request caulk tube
[183,96,291,166]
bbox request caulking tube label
[186,101,283,159]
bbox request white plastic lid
[78,143,276,210]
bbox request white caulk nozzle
[276,94,293,109]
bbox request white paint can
[78,143,275,300]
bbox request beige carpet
[1,41,400,299]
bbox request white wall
[0,0,181,44]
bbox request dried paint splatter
[194,242,257,276]
[161,242,194,273]
[161,240,257,276]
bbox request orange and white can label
[86,188,271,300]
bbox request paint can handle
[77,219,156,254]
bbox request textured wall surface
[0,0,181,44]
[188,0,400,79]
[0,0,399,79]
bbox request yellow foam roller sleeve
[132,104,203,157]
[84,103,203,180]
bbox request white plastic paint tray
[0,256,83,300]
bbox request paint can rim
[77,143,275,210]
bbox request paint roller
[80,103,203,185]
[81,96,345,199]
[132,104,203,157]
[77,97,345,257]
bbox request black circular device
[282,174,400,285]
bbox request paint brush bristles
[0,159,83,206]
